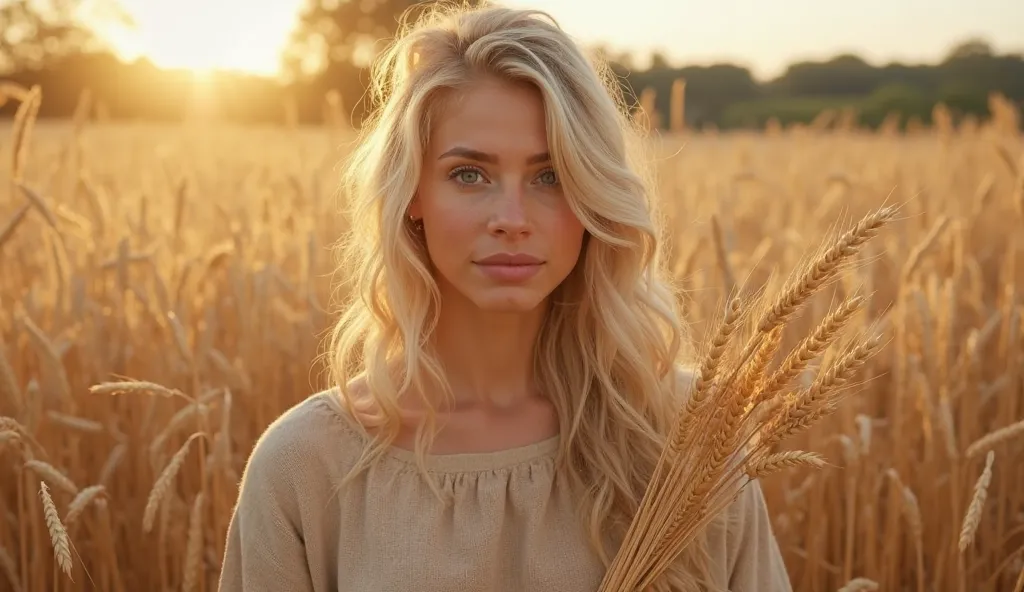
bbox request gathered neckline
[315,390,561,474]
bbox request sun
[93,0,304,75]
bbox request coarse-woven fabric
[217,390,793,592]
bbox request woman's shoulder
[238,388,363,487]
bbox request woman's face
[410,76,586,314]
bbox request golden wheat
[87,380,189,400]
[24,461,78,497]
[966,419,1024,458]
[38,481,72,578]
[143,432,204,533]
[182,491,205,592]
[959,451,995,552]
[599,207,896,590]
[1,94,1022,590]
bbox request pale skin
[357,75,587,455]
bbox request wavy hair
[326,3,712,590]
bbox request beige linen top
[217,389,793,591]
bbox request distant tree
[775,54,883,97]
[0,0,131,73]
[861,83,934,127]
[649,51,671,70]
[282,0,487,80]
[940,50,1024,102]
[945,38,994,60]
[876,63,940,94]
[625,63,760,127]
[938,81,989,116]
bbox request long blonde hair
[326,2,712,589]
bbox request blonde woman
[218,4,791,591]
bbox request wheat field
[1,90,1023,592]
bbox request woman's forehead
[426,78,550,159]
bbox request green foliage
[858,84,934,127]
[621,64,762,127]
[938,83,990,116]
[776,55,882,97]
[631,49,1023,130]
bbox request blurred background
[1,0,1023,130]
[2,3,1024,592]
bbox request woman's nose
[487,184,531,236]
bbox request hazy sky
[102,0,1024,80]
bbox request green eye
[458,170,481,184]
[449,166,484,185]
[539,170,558,185]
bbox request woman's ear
[407,194,422,220]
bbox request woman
[218,4,792,591]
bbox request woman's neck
[427,294,547,410]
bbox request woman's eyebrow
[437,146,550,165]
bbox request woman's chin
[467,287,549,313]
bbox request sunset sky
[94,0,1024,80]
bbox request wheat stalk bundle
[598,204,898,591]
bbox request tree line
[1,0,1022,130]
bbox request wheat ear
[0,430,20,448]
[182,491,205,592]
[755,205,897,336]
[763,334,884,446]
[727,205,896,398]
[741,325,784,397]
[39,481,73,578]
[89,380,190,402]
[746,450,828,478]
[45,412,104,434]
[25,460,79,496]
[0,417,44,455]
[143,432,205,533]
[965,419,1024,458]
[65,485,107,526]
[687,297,743,414]
[150,403,211,459]
[761,294,864,400]
[958,450,995,552]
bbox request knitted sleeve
[217,420,316,592]
[726,479,793,592]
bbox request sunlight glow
[99,0,303,75]
[86,0,1022,80]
